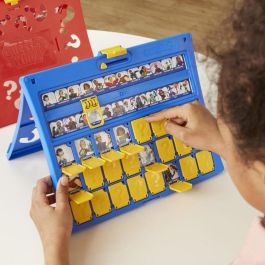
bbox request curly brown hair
[208,0,265,162]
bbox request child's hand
[145,102,226,157]
[30,176,72,265]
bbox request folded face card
[0,0,93,127]
[13,34,224,232]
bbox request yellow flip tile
[103,160,123,183]
[101,149,125,162]
[82,156,105,169]
[169,181,193,192]
[91,189,112,217]
[83,167,104,190]
[173,138,192,156]
[179,156,199,181]
[69,190,94,204]
[70,201,92,224]
[195,151,215,174]
[127,175,148,202]
[121,154,141,176]
[120,143,144,155]
[145,172,165,194]
[145,163,169,173]
[150,120,167,137]
[61,163,86,177]
[108,182,130,209]
[156,137,175,162]
[131,118,152,143]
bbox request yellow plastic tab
[127,175,148,202]
[100,62,108,70]
[145,172,165,194]
[196,151,215,174]
[169,181,193,192]
[145,163,169,173]
[61,163,86,177]
[91,189,112,217]
[179,156,199,181]
[70,201,92,224]
[80,96,104,128]
[108,182,130,209]
[151,120,167,137]
[156,137,175,162]
[101,149,125,162]
[120,143,144,155]
[4,0,20,5]
[82,156,105,169]
[131,118,152,144]
[69,190,94,204]
[173,138,192,156]
[83,167,104,190]
[121,154,141,176]
[103,160,123,183]
[100,45,127,59]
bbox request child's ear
[253,160,265,178]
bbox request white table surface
[0,30,258,265]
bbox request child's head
[80,139,87,149]
[116,126,126,136]
[210,0,265,213]
[43,95,49,102]
[56,148,64,158]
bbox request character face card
[92,78,105,92]
[68,85,80,100]
[55,144,74,167]
[116,71,131,84]
[150,61,163,75]
[75,113,87,129]
[157,87,170,101]
[128,67,141,80]
[63,116,78,132]
[114,125,131,146]
[55,88,69,103]
[168,84,179,97]
[80,81,94,95]
[164,164,180,183]
[50,120,65,137]
[172,55,185,68]
[101,104,114,120]
[178,80,191,94]
[94,131,113,153]
[139,144,155,166]
[75,137,94,160]
[146,90,158,105]
[42,92,56,108]
[104,74,119,89]
[139,64,152,78]
[123,98,135,112]
[112,101,126,117]
[161,58,173,71]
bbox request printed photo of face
[116,71,131,84]
[123,98,135,112]
[158,87,170,100]
[172,55,185,68]
[129,97,137,109]
[87,110,102,126]
[135,96,145,109]
[140,93,149,106]
[146,90,158,105]
[138,144,155,166]
[165,164,180,183]
[112,101,126,117]
[139,64,152,78]
[92,78,105,92]
[128,67,141,80]
[75,138,94,160]
[150,61,163,74]
[168,84,178,97]
[80,81,94,95]
[161,58,173,71]
[104,74,119,88]
[114,125,131,146]
[63,116,78,132]
[177,80,191,94]
[55,88,69,103]
[55,144,74,167]
[94,131,113,153]
[42,92,56,107]
[76,113,88,128]
[102,105,113,120]
[50,120,65,137]
[68,85,80,100]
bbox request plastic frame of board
[11,33,224,232]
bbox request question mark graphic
[65,34,81,63]
[19,128,40,144]
[59,5,75,34]
[4,80,18,100]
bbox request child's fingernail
[60,176,69,186]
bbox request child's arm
[145,101,226,158]
[30,176,73,265]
